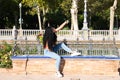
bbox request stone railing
[0,29,120,41]
[10,40,119,57]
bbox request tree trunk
[109,0,117,39]
[37,6,42,30]
[71,0,78,30]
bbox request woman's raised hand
[65,20,69,24]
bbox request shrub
[36,33,43,44]
[0,41,12,68]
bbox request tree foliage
[87,0,120,29]
[0,0,20,29]
[0,0,120,29]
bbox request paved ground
[0,73,120,80]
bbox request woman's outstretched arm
[55,20,69,32]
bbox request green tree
[0,0,120,29]
[22,0,67,29]
[87,0,120,29]
[0,0,20,29]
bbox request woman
[43,20,81,78]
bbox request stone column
[82,0,89,40]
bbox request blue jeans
[44,43,72,71]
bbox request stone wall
[8,56,120,76]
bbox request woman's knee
[61,42,65,46]
[56,56,61,61]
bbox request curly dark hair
[43,27,57,50]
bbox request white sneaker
[56,71,63,78]
[71,51,81,56]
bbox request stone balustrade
[0,29,120,41]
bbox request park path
[0,73,120,80]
